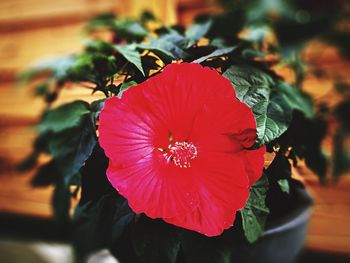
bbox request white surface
[0,240,74,263]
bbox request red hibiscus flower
[98,63,265,236]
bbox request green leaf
[52,177,71,222]
[265,153,292,183]
[137,42,174,63]
[115,45,145,76]
[16,151,39,172]
[31,160,59,187]
[240,26,272,45]
[277,179,290,194]
[90,99,106,121]
[18,56,75,84]
[141,55,161,75]
[193,46,236,63]
[88,16,148,43]
[210,38,227,48]
[123,21,148,36]
[205,9,245,43]
[67,54,95,81]
[118,81,137,98]
[140,10,157,24]
[241,48,267,59]
[137,31,187,62]
[47,115,97,186]
[276,82,313,118]
[17,133,52,172]
[241,173,269,243]
[34,82,50,96]
[74,194,136,258]
[223,65,293,147]
[90,99,106,113]
[87,13,116,30]
[68,53,117,81]
[115,20,148,42]
[131,217,180,263]
[185,20,212,48]
[223,65,274,100]
[39,101,90,133]
[255,92,293,147]
[244,0,294,25]
[86,41,115,55]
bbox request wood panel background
[0,0,349,256]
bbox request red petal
[165,152,250,236]
[106,150,200,219]
[190,97,257,153]
[141,63,236,141]
[242,146,266,186]
[98,63,265,236]
[99,94,168,166]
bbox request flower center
[164,141,198,168]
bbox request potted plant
[18,1,349,262]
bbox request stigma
[163,141,198,168]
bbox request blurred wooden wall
[0,0,215,224]
[0,0,205,175]
[0,0,177,216]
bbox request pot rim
[264,186,313,236]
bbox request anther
[164,141,198,168]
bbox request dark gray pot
[0,181,313,263]
[230,186,313,263]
